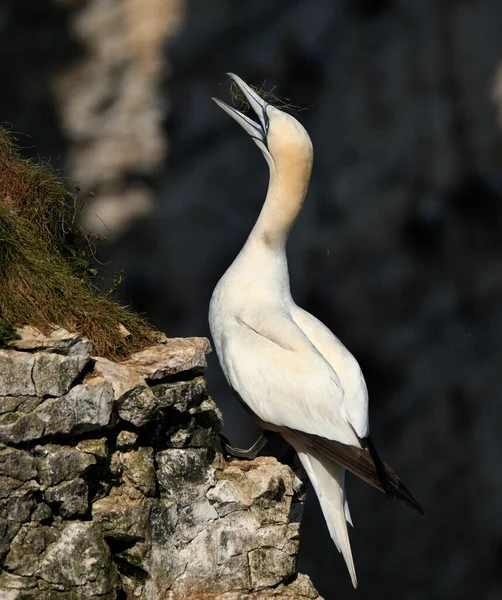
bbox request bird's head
[212,73,313,175]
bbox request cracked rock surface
[0,327,321,599]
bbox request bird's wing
[220,309,360,447]
[290,305,369,438]
[286,427,425,515]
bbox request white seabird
[209,73,424,589]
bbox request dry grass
[0,127,158,358]
[225,77,308,117]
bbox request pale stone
[30,503,52,523]
[0,449,40,562]
[112,448,156,497]
[0,447,37,482]
[0,396,35,415]
[218,457,296,525]
[122,337,211,380]
[0,570,37,591]
[0,332,317,599]
[116,430,138,449]
[38,522,119,597]
[151,376,206,411]
[35,379,114,436]
[0,351,35,396]
[10,326,92,357]
[44,478,89,518]
[76,437,108,458]
[249,547,296,588]
[4,523,60,577]
[156,448,215,504]
[206,479,249,517]
[93,356,146,400]
[115,385,158,427]
[93,493,152,542]
[0,412,45,445]
[35,445,95,487]
[33,353,86,397]
[177,497,218,543]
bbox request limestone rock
[9,326,92,358]
[111,447,156,497]
[37,521,119,598]
[0,411,45,445]
[0,447,37,483]
[4,523,60,578]
[0,448,39,561]
[5,327,92,400]
[44,478,89,518]
[94,356,157,426]
[35,378,114,436]
[96,352,211,427]
[0,333,319,598]
[0,570,38,594]
[214,573,322,599]
[116,430,138,449]
[93,492,152,542]
[0,493,38,563]
[32,353,87,397]
[0,351,35,396]
[1,522,118,597]
[249,547,296,589]
[30,503,52,523]
[122,337,211,380]
[151,376,206,412]
[156,448,216,505]
[147,455,306,599]
[115,385,158,427]
[0,380,114,445]
[34,445,95,519]
[0,396,42,415]
[34,445,96,487]
[76,437,108,458]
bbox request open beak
[212,73,269,144]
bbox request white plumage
[209,73,422,589]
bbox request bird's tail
[287,427,425,516]
[284,431,358,589]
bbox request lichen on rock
[0,327,321,599]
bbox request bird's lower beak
[212,73,269,143]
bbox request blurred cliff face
[2,0,502,598]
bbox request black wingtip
[363,436,425,517]
[394,479,426,517]
[363,436,392,498]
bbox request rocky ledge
[0,327,321,599]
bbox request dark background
[2,0,502,598]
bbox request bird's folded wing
[290,305,369,438]
[221,311,360,446]
[287,427,425,515]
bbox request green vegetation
[0,127,158,358]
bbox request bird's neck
[248,153,312,250]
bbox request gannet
[209,73,424,588]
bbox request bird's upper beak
[212,73,269,144]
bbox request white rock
[122,337,211,380]
[0,351,35,396]
[35,378,114,436]
[33,353,87,397]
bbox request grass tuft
[224,77,309,117]
[0,127,158,359]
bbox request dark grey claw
[219,432,270,460]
